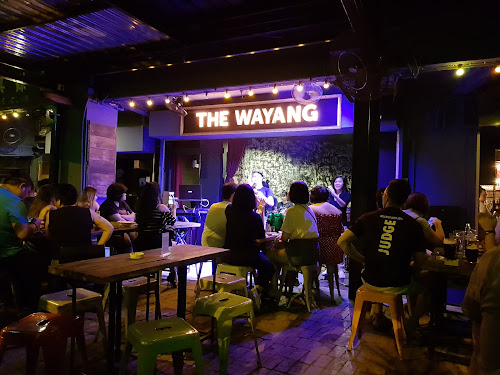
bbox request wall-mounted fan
[291,82,323,104]
[330,50,370,102]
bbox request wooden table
[49,244,229,372]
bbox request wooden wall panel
[88,122,116,198]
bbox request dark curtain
[225,139,248,182]
[172,154,183,197]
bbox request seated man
[201,182,237,248]
[46,184,113,258]
[337,179,426,331]
[0,176,43,310]
[462,215,500,375]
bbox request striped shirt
[138,208,176,233]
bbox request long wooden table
[48,245,229,372]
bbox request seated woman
[309,186,344,301]
[224,184,274,296]
[46,184,113,260]
[76,186,100,212]
[99,183,136,252]
[403,192,444,249]
[270,181,319,267]
[28,184,57,225]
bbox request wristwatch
[485,230,496,235]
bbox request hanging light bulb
[323,79,330,89]
[494,65,500,73]
[224,90,230,99]
[248,87,254,96]
[1,114,7,120]
[165,97,170,104]
[128,101,136,108]
[272,84,278,94]
[455,66,465,76]
[183,94,190,102]
[12,112,19,118]
[146,98,153,107]
[297,82,303,92]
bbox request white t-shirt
[281,204,319,239]
[201,201,230,248]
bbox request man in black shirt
[338,179,426,331]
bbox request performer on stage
[251,171,274,215]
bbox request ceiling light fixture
[12,112,19,118]
[272,84,278,94]
[165,97,170,104]
[146,98,153,106]
[224,90,231,99]
[1,114,7,120]
[128,101,135,107]
[248,87,254,96]
[455,66,465,76]
[297,82,303,92]
[494,65,500,73]
[323,79,330,89]
[183,94,190,102]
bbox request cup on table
[465,243,479,263]
[443,238,457,260]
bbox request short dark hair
[232,184,256,211]
[54,183,78,206]
[289,181,309,204]
[107,183,127,201]
[386,179,411,207]
[4,175,33,189]
[310,186,329,204]
[221,182,238,200]
[404,192,430,218]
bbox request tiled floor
[0,266,471,374]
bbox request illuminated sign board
[181,95,341,135]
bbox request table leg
[71,284,77,373]
[107,282,116,369]
[429,272,447,324]
[114,281,123,363]
[173,265,188,375]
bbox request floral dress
[315,213,344,265]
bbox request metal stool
[193,292,261,375]
[216,263,257,289]
[0,312,87,374]
[279,264,316,312]
[119,317,204,375]
[195,273,248,299]
[348,285,406,359]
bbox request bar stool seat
[279,264,317,312]
[0,312,87,374]
[195,273,247,299]
[119,317,203,375]
[38,288,107,349]
[348,285,406,359]
[216,263,256,289]
[193,292,261,375]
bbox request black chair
[59,245,105,264]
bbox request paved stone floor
[0,267,471,374]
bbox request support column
[348,98,381,300]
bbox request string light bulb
[224,90,230,99]
[323,79,330,89]
[297,82,303,92]
[494,65,500,73]
[128,101,135,108]
[1,114,6,120]
[272,84,278,94]
[165,97,170,104]
[183,94,190,102]
[455,66,465,76]
[146,98,153,106]
[12,112,19,118]
[248,87,254,96]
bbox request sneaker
[249,287,261,312]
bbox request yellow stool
[348,285,406,359]
[122,276,161,337]
[195,273,248,299]
[38,288,107,350]
[279,265,316,312]
[216,263,256,288]
[193,292,261,375]
[119,318,204,375]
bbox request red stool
[0,312,87,374]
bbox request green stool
[216,263,256,288]
[193,292,261,375]
[119,318,204,375]
[195,273,248,299]
[279,265,316,312]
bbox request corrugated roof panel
[0,8,168,60]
